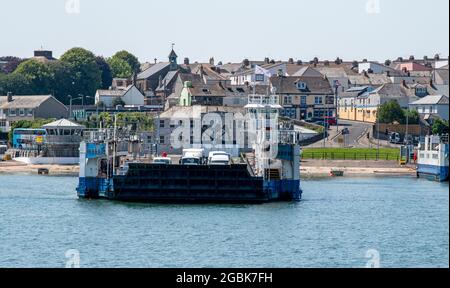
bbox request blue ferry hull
[77,163,302,203]
[417,164,449,182]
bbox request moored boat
[416,135,449,182]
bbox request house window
[159,120,165,128]
[284,108,296,119]
[255,74,264,82]
[3,109,9,116]
[159,136,165,144]
[314,110,323,118]
[314,97,323,105]
[301,96,307,105]
[284,96,292,105]
[9,109,16,116]
[0,120,6,127]
[297,82,307,90]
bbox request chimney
[209,57,214,66]
[386,71,391,77]
[184,58,190,65]
[7,92,13,103]
[402,80,407,87]
[277,69,284,77]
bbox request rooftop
[0,95,54,109]
[411,95,449,105]
[137,62,171,80]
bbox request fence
[301,152,400,161]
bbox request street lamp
[69,95,83,120]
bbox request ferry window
[433,154,439,159]
[236,88,245,93]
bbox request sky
[0,0,449,64]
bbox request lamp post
[69,95,83,120]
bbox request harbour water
[0,175,448,268]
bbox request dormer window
[415,87,427,96]
[255,74,264,82]
[296,82,307,90]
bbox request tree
[97,112,153,131]
[46,61,76,104]
[111,50,140,73]
[60,48,102,104]
[13,59,53,95]
[108,57,133,79]
[112,97,126,107]
[432,119,449,135]
[403,109,420,125]
[0,73,33,95]
[378,100,405,124]
[96,56,113,89]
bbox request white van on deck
[209,154,231,166]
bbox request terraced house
[269,68,335,120]
[338,83,420,123]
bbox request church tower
[169,44,178,71]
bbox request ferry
[416,135,449,182]
[76,95,303,203]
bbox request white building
[358,62,395,74]
[230,63,286,86]
[95,85,145,108]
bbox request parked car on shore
[389,133,401,144]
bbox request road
[306,120,373,148]
[337,119,373,148]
